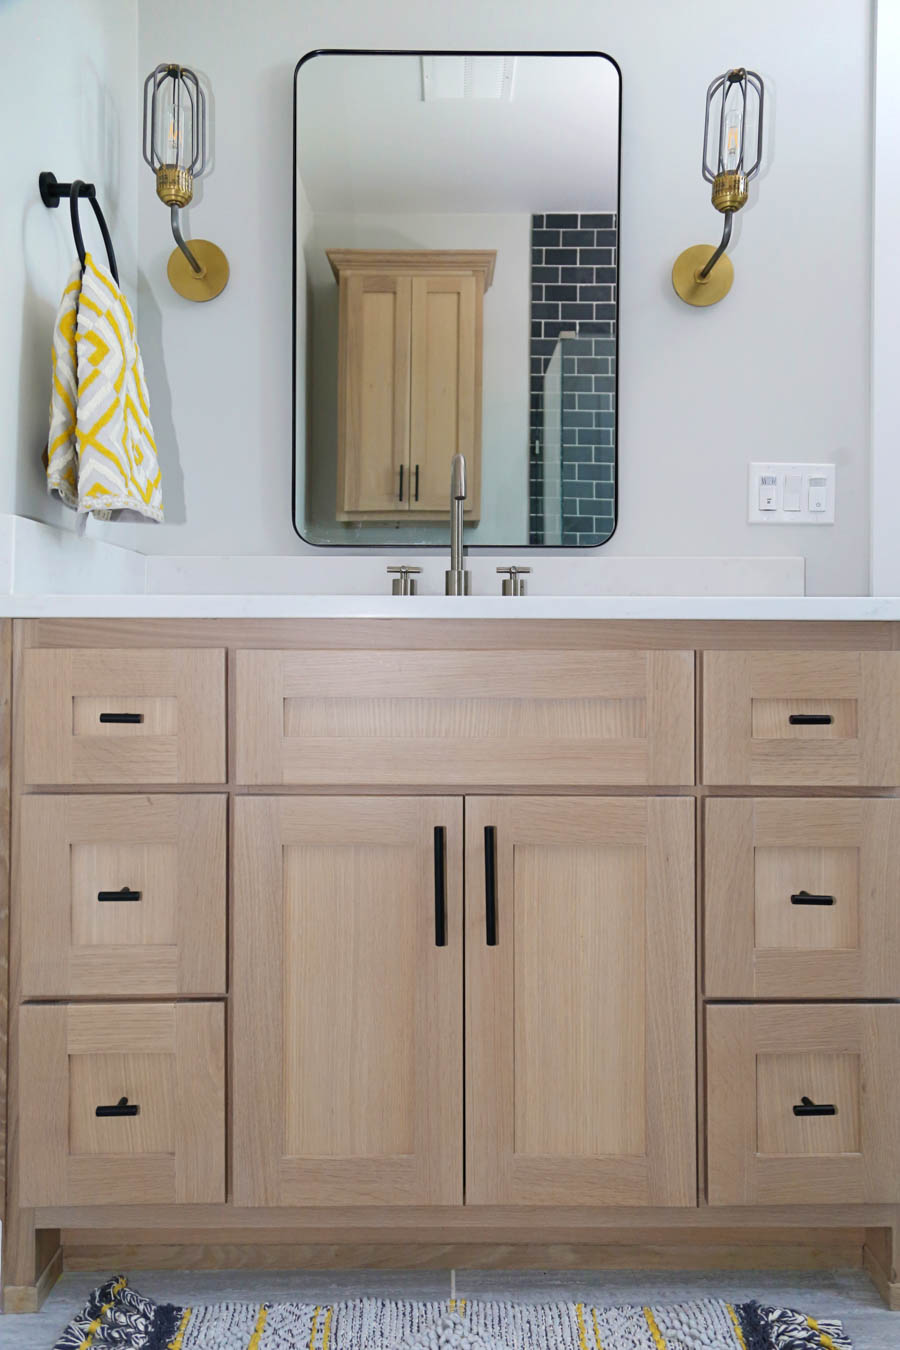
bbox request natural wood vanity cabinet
[328,250,494,521]
[233,796,464,1207]
[6,619,900,1314]
[465,796,696,1207]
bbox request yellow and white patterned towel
[46,253,163,522]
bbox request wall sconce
[142,62,229,302]
[672,67,764,307]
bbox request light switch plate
[748,462,835,524]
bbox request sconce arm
[697,211,733,280]
[170,205,204,276]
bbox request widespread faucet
[445,453,472,595]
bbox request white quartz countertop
[3,593,900,620]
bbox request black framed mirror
[293,50,621,548]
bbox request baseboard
[2,1241,63,1314]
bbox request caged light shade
[672,67,765,307]
[142,62,228,301]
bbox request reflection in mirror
[293,51,620,547]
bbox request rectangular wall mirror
[293,50,620,548]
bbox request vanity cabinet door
[465,796,696,1206]
[233,796,463,1206]
[336,272,412,517]
[410,273,480,514]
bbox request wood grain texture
[465,796,695,1206]
[705,798,900,998]
[2,1241,62,1313]
[703,651,900,785]
[234,649,694,787]
[22,647,226,784]
[19,794,226,997]
[18,1002,225,1207]
[706,1004,900,1205]
[60,1233,865,1274]
[232,796,463,1207]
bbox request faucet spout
[446,453,472,595]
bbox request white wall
[115,1,873,594]
[302,211,531,544]
[0,0,138,536]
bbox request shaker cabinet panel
[702,651,900,786]
[233,648,695,787]
[707,1003,900,1205]
[705,797,900,999]
[232,796,463,1207]
[22,647,226,785]
[337,273,412,516]
[465,796,696,1206]
[19,1002,225,1207]
[19,794,226,998]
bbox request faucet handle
[387,565,422,596]
[497,565,531,597]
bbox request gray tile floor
[1,1268,896,1349]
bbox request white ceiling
[297,53,619,214]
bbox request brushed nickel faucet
[445,453,472,595]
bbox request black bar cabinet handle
[398,463,404,502]
[789,713,833,726]
[98,887,142,903]
[791,890,835,906]
[414,464,420,502]
[793,1096,836,1117]
[433,826,447,948]
[99,712,144,724]
[484,825,498,946]
[96,1095,139,1118]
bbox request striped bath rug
[53,1276,852,1349]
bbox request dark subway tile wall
[529,212,617,545]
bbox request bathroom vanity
[3,607,900,1311]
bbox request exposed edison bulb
[723,106,742,172]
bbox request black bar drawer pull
[433,826,447,948]
[791,890,835,906]
[788,713,833,726]
[398,463,404,502]
[793,1096,836,1117]
[97,887,142,903]
[484,825,498,946]
[99,712,144,724]
[414,464,420,502]
[96,1096,139,1118]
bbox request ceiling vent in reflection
[420,55,517,102]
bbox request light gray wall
[301,211,530,544]
[0,0,138,536]
[125,0,872,594]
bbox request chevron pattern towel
[53,1277,853,1349]
[46,254,163,522]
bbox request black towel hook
[39,170,119,286]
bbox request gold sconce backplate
[167,239,230,302]
[671,244,734,307]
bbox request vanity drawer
[706,1003,900,1206]
[22,647,226,784]
[19,795,226,998]
[702,651,900,785]
[18,1001,225,1207]
[233,648,695,786]
[705,798,900,999]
